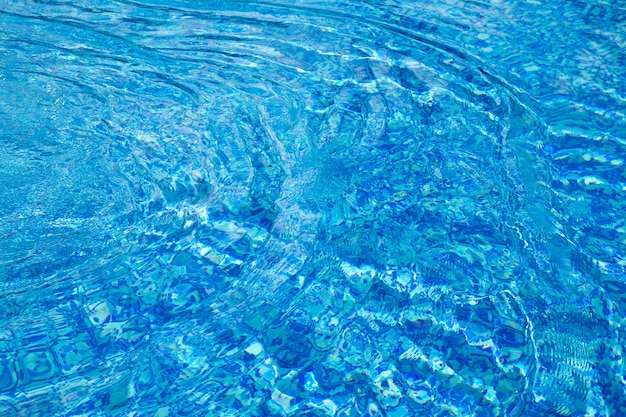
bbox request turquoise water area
[1,0,625,415]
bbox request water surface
[0,0,625,416]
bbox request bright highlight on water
[0,0,625,416]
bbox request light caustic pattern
[0,0,625,416]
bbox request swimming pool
[1,0,625,415]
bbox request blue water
[1,0,625,415]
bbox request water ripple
[1,1,625,416]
